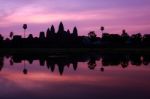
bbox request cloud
[0,0,150,37]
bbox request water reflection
[0,52,150,75]
[0,52,150,99]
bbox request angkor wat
[0,22,150,48]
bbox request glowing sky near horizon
[0,0,150,38]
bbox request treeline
[0,22,150,48]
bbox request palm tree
[23,60,28,75]
[10,32,14,39]
[100,26,104,36]
[23,24,27,38]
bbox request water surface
[0,53,150,99]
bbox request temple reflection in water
[0,51,150,75]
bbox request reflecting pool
[0,52,150,99]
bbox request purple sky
[0,0,150,38]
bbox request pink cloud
[0,0,150,37]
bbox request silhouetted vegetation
[0,22,150,49]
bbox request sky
[0,0,150,38]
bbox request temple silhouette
[0,22,150,48]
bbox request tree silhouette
[131,33,142,47]
[88,31,97,42]
[100,26,104,36]
[23,68,28,74]
[0,34,3,42]
[121,29,130,45]
[122,29,126,34]
[88,31,97,38]
[10,32,14,39]
[23,24,27,38]
[100,67,104,72]
[23,60,28,75]
[88,57,96,70]
[28,34,33,39]
[0,57,4,71]
[122,29,129,36]
[142,34,150,47]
